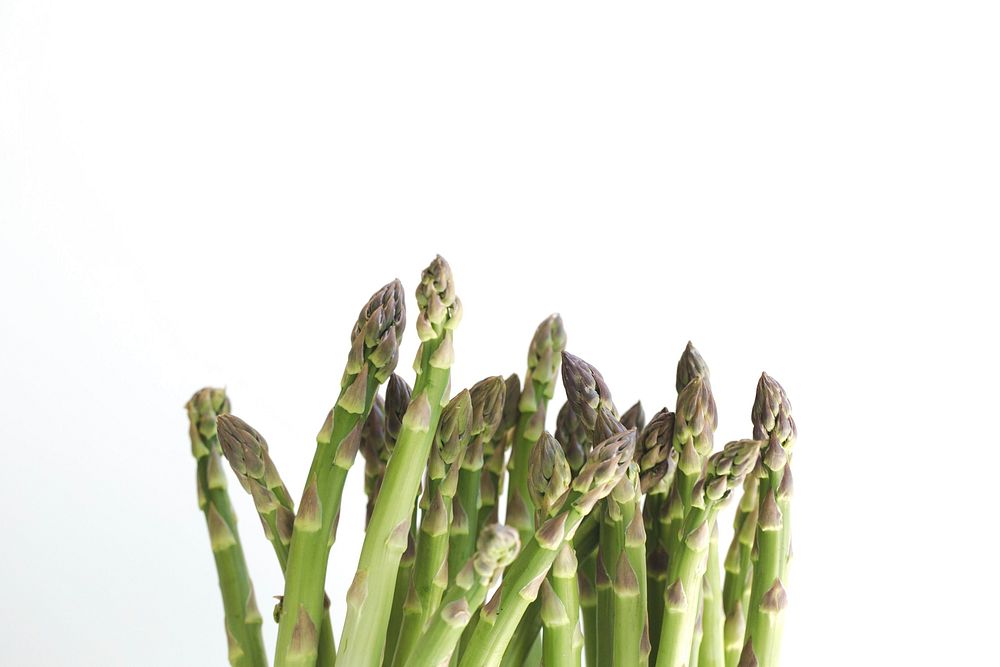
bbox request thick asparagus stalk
[186,388,267,667]
[451,376,506,584]
[655,440,761,667]
[338,256,462,667]
[506,315,567,542]
[612,462,646,667]
[460,429,636,667]
[745,374,796,667]
[274,279,405,667]
[479,374,520,532]
[216,414,336,667]
[541,543,582,667]
[392,390,473,667]
[403,525,522,667]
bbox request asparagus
[186,389,267,667]
[699,523,725,667]
[403,525,522,667]
[744,374,796,667]
[654,439,762,667]
[556,401,589,476]
[621,400,646,433]
[382,374,414,664]
[578,555,599,667]
[672,374,718,510]
[392,389,473,667]
[360,396,387,527]
[611,462,646,667]
[338,256,462,667]
[676,341,710,394]
[274,279,405,666]
[506,315,567,543]
[722,476,758,667]
[541,543,582,667]
[479,374,521,532]
[460,429,636,667]
[451,376,507,585]
[216,414,336,667]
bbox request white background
[2,2,998,665]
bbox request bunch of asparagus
[186,255,797,667]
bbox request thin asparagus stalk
[689,603,703,667]
[579,554,598,667]
[360,396,387,528]
[655,440,761,667]
[637,408,677,665]
[479,374,520,532]
[392,390,473,667]
[612,463,646,667]
[216,414,336,667]
[403,525,522,667]
[699,523,725,667]
[451,376,506,584]
[338,256,462,667]
[745,374,796,667]
[186,388,267,667]
[460,429,636,667]
[382,374,414,664]
[505,315,567,543]
[722,476,758,667]
[274,279,405,667]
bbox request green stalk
[404,525,521,667]
[723,477,758,667]
[274,280,405,667]
[338,256,462,667]
[745,374,796,667]
[460,429,636,667]
[543,543,582,667]
[579,554,598,667]
[186,388,267,667]
[699,524,725,667]
[479,374,520,532]
[451,376,506,584]
[505,315,567,543]
[689,601,703,667]
[217,414,336,667]
[612,551,642,666]
[655,440,761,667]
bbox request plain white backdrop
[2,1,998,665]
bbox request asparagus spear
[699,523,725,667]
[460,429,636,667]
[451,376,507,584]
[722,476,758,667]
[611,462,646,667]
[744,374,796,667]
[654,440,762,667]
[403,525,522,667]
[541,543,583,667]
[382,374,414,664]
[676,341,710,394]
[338,256,462,667]
[556,401,589,476]
[506,315,567,543]
[578,555,598,667]
[392,390,473,667]
[621,400,646,433]
[186,388,267,667]
[216,414,336,667]
[274,279,405,667]
[479,374,521,532]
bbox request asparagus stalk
[338,256,462,667]
[637,408,677,664]
[505,315,567,543]
[699,523,725,667]
[392,390,473,667]
[360,396,387,527]
[274,279,405,667]
[745,374,796,667]
[612,462,646,667]
[186,388,267,667]
[460,429,636,667]
[655,440,761,667]
[382,374,414,664]
[216,414,336,667]
[541,543,582,667]
[722,476,758,667]
[451,376,506,584]
[479,374,520,532]
[403,525,522,667]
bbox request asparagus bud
[560,351,617,438]
[620,401,646,433]
[637,408,677,495]
[528,432,572,519]
[385,373,412,453]
[676,341,710,393]
[555,401,589,475]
